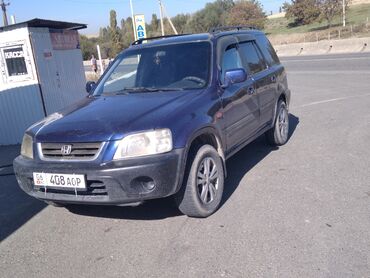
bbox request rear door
[255,35,281,126]
[238,39,276,129]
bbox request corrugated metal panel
[0,84,45,145]
[0,27,44,145]
[30,28,85,115]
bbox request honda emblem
[60,145,72,156]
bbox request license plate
[33,172,86,189]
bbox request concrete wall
[275,37,370,57]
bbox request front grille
[38,180,108,196]
[39,142,103,161]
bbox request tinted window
[255,35,280,66]
[221,45,243,83]
[96,42,211,95]
[239,41,266,74]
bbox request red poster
[50,30,80,50]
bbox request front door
[220,43,259,153]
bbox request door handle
[271,75,277,83]
[247,86,256,95]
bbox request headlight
[21,134,33,159]
[113,129,173,159]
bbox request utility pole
[129,0,137,41]
[161,2,178,34]
[1,0,10,26]
[342,0,346,27]
[158,0,164,36]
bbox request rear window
[238,41,266,74]
[255,35,280,66]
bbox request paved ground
[1,53,369,277]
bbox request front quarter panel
[170,85,224,151]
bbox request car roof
[128,29,266,49]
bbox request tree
[225,0,266,30]
[109,10,123,56]
[186,0,234,33]
[79,35,97,60]
[283,0,321,26]
[147,14,161,37]
[120,16,135,48]
[319,0,351,28]
[171,14,191,34]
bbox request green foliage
[283,0,321,26]
[79,35,97,60]
[265,2,369,35]
[79,1,278,60]
[319,0,351,27]
[187,0,234,33]
[226,0,266,29]
[171,14,191,34]
[109,10,123,57]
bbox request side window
[255,35,280,66]
[239,41,267,74]
[221,44,242,83]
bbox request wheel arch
[272,91,289,127]
[183,127,227,179]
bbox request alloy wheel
[197,157,219,204]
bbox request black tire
[265,100,290,146]
[175,144,224,218]
[44,201,64,207]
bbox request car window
[95,42,211,95]
[221,44,243,83]
[255,35,280,66]
[239,41,267,74]
[103,55,140,94]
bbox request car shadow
[66,197,182,220]
[68,114,300,220]
[0,145,49,242]
[0,175,47,242]
[221,114,299,207]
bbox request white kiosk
[0,18,87,145]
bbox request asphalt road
[1,53,370,277]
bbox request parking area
[0,53,369,277]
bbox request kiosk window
[4,47,28,76]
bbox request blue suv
[14,27,291,217]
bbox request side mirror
[85,81,96,94]
[222,68,247,89]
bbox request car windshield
[94,41,211,96]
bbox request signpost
[134,14,147,41]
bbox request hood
[32,90,202,143]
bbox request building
[0,18,87,145]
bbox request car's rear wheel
[175,145,224,218]
[266,100,289,146]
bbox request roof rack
[131,34,189,45]
[208,25,258,33]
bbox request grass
[264,4,370,35]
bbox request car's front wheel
[176,145,224,218]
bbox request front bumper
[13,149,185,205]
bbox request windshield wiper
[122,87,184,93]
